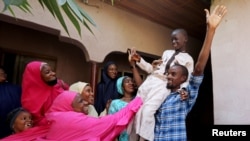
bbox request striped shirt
[154,74,204,141]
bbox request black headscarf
[94,61,119,115]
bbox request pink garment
[39,91,143,141]
[0,125,50,141]
[21,61,65,126]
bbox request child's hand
[178,89,189,101]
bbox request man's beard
[166,84,173,89]
[46,78,58,86]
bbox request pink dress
[0,125,50,141]
[21,61,66,126]
[39,91,143,141]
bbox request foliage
[2,0,97,37]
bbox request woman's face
[122,77,135,94]
[81,85,94,105]
[40,64,57,86]
[72,94,89,114]
[107,64,118,79]
[12,111,33,133]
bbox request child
[128,29,193,141]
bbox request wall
[0,0,202,63]
[0,21,91,85]
[212,0,250,124]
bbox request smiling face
[40,64,57,86]
[107,64,118,79]
[81,85,94,105]
[166,65,188,92]
[171,29,188,52]
[72,93,89,114]
[122,77,135,95]
[12,111,33,133]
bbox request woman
[108,76,136,141]
[40,90,142,141]
[0,66,22,138]
[94,61,120,115]
[1,108,50,141]
[21,61,68,126]
[69,81,98,117]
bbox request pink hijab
[40,91,143,141]
[21,61,65,126]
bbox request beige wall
[212,0,250,124]
[0,0,205,95]
[0,21,91,85]
[0,0,202,63]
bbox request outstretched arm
[193,5,227,76]
[128,48,154,73]
[128,49,143,87]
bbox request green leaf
[2,0,99,37]
[83,20,94,35]
[75,4,96,27]
[20,1,32,13]
[57,0,67,5]
[62,3,81,36]
[66,0,83,22]
[3,0,31,13]
[7,6,15,17]
[39,0,56,18]
[49,0,69,35]
[3,0,27,5]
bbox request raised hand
[205,5,227,29]
[128,48,141,62]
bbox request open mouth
[25,122,33,127]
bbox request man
[154,5,227,141]
[0,66,22,138]
[129,18,193,141]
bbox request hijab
[21,61,65,126]
[69,81,98,117]
[69,81,88,95]
[94,61,119,115]
[42,91,143,141]
[48,91,76,113]
[116,76,126,95]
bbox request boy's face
[171,31,187,51]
